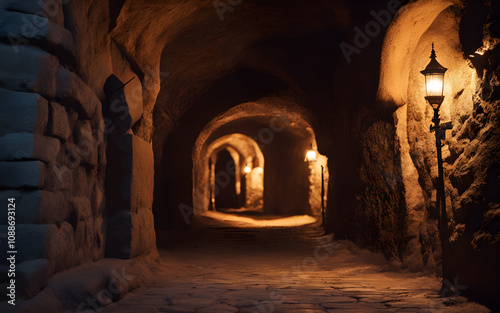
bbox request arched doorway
[212,149,238,210]
[198,133,266,214]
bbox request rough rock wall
[386,0,500,305]
[446,16,500,303]
[357,121,407,261]
[347,4,500,299]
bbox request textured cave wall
[447,0,500,303]
[357,121,407,260]
[381,0,500,306]
[323,0,410,263]
[403,5,475,274]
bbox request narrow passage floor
[102,214,489,313]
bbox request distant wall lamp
[305,144,325,232]
[421,43,452,287]
[305,144,318,163]
[244,164,252,174]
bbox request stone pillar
[103,75,156,259]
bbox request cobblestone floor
[102,214,490,313]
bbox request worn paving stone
[17,258,50,298]
[101,216,490,313]
[171,298,218,307]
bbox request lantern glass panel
[425,73,444,97]
[305,149,317,162]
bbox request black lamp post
[421,43,452,286]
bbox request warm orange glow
[305,149,317,162]
[424,73,444,97]
[244,165,252,174]
[201,211,316,227]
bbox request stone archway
[200,133,266,213]
[189,99,327,221]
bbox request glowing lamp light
[244,165,252,174]
[305,145,317,163]
[425,74,444,96]
[421,43,447,110]
[420,43,453,284]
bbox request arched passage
[191,99,328,221]
[2,0,498,311]
[199,133,265,213]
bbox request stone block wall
[0,0,106,299]
[0,0,157,303]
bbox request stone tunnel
[0,0,499,312]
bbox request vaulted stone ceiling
[109,0,351,145]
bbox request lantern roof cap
[421,43,448,75]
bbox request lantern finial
[430,42,436,59]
